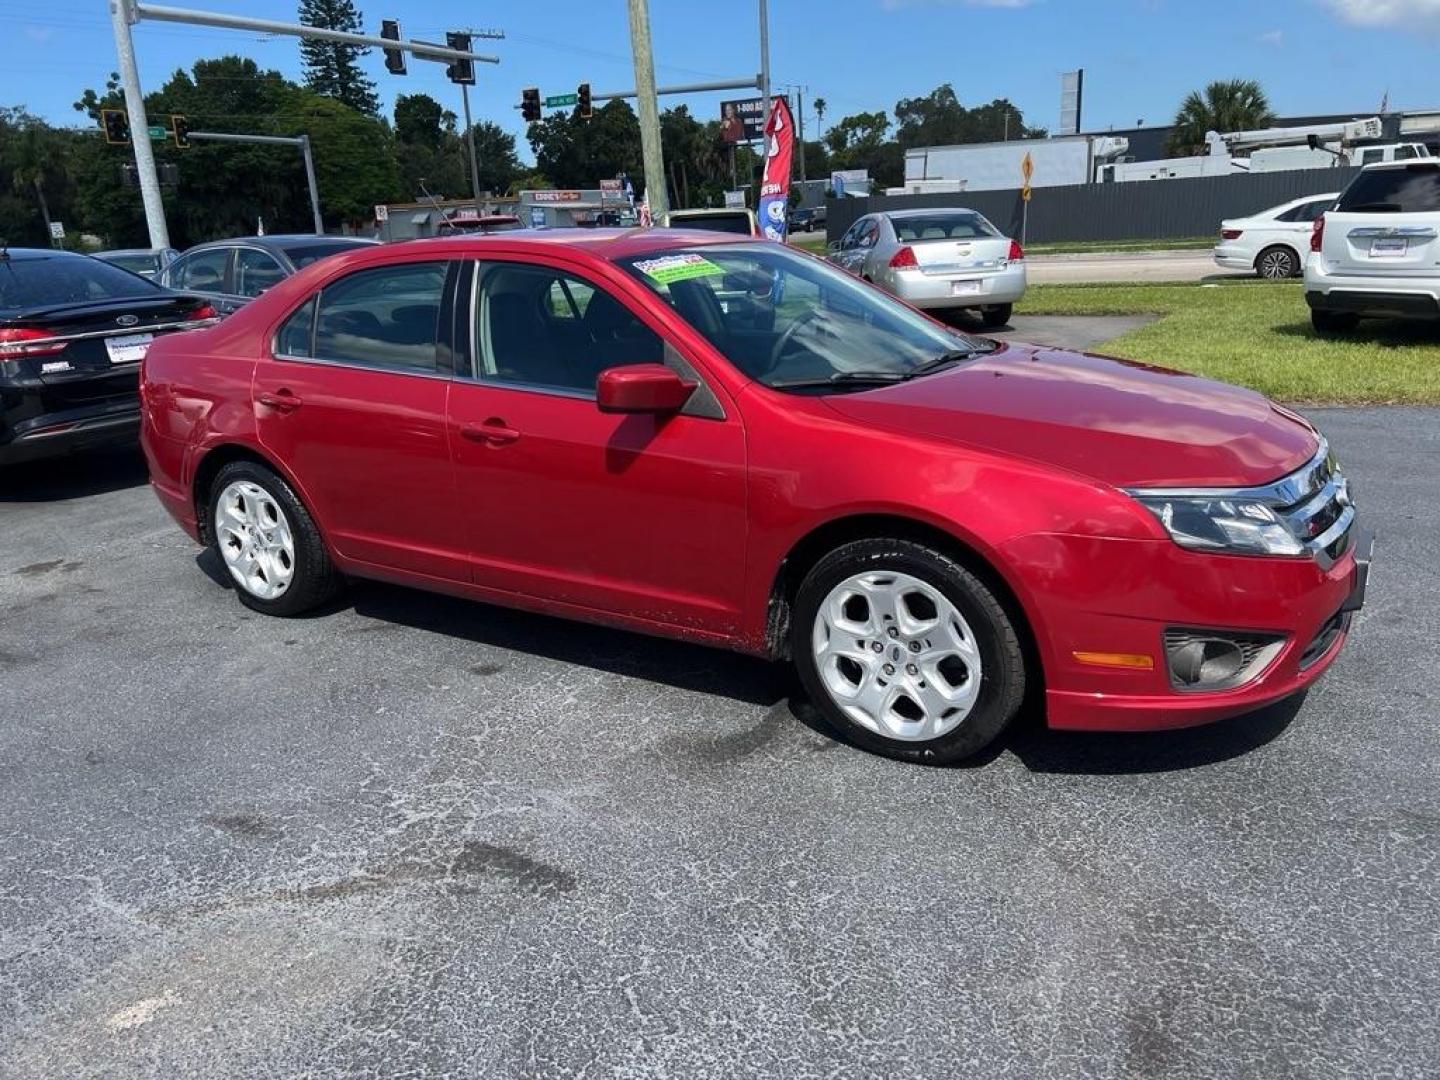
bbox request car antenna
[416,179,448,225]
[0,238,9,260]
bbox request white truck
[894,135,1129,195]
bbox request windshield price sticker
[634,253,725,285]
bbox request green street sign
[147,125,167,140]
[544,93,578,108]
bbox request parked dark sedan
[159,235,377,315]
[1,247,216,466]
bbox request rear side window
[0,255,161,312]
[282,241,373,269]
[1337,166,1440,213]
[891,214,999,241]
[312,262,447,373]
[169,249,230,292]
[275,298,316,357]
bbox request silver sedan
[826,208,1027,329]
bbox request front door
[447,257,748,636]
[254,258,468,581]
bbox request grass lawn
[1017,280,1440,404]
[788,233,829,254]
[1023,236,1214,255]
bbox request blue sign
[530,206,546,228]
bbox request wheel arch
[764,513,1045,692]
[191,442,328,553]
[1254,243,1303,276]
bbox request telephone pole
[626,0,668,221]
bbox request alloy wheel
[215,480,296,601]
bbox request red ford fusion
[140,230,1370,764]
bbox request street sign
[147,125,167,140]
[49,222,65,240]
[1021,186,1033,203]
[724,190,745,208]
[374,204,389,222]
[1021,151,1034,183]
[544,93,578,108]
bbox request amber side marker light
[1072,651,1155,671]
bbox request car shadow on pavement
[345,579,790,708]
[1273,320,1440,346]
[1001,692,1307,775]
[0,447,149,502]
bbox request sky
[3,0,1438,162]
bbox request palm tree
[10,122,70,244]
[813,97,827,129]
[1168,79,1274,156]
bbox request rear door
[166,246,247,313]
[1324,163,1440,278]
[254,258,468,581]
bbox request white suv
[1305,160,1440,333]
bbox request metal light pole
[759,0,771,128]
[109,0,169,249]
[298,135,323,234]
[626,0,668,222]
[461,84,483,219]
[189,132,323,234]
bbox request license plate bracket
[950,279,982,297]
[104,333,154,365]
[1369,238,1407,258]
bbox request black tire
[791,538,1027,765]
[1256,245,1299,280]
[979,303,1013,330]
[207,460,342,617]
[1311,309,1360,335]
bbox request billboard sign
[720,98,766,143]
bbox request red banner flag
[758,96,795,241]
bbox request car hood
[821,341,1318,489]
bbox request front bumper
[1001,528,1369,733]
[885,262,1028,310]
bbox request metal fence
[825,167,1363,246]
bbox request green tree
[394,93,446,150]
[528,100,642,191]
[394,93,466,199]
[894,84,1045,147]
[1,110,73,244]
[813,97,827,127]
[463,121,522,196]
[1168,79,1274,156]
[298,0,379,116]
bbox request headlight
[1129,495,1305,556]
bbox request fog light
[1163,629,1285,691]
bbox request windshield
[665,213,753,236]
[890,213,998,242]
[618,244,984,390]
[282,241,374,269]
[0,254,163,313]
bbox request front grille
[1268,442,1355,567]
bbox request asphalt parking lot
[2,402,1437,1079]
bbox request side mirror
[597,363,696,415]
[826,240,842,254]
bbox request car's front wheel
[792,539,1027,764]
[208,461,342,616]
[1311,309,1360,335]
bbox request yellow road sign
[1021,151,1034,183]
[1021,185,1033,202]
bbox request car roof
[96,248,166,257]
[885,208,982,218]
[1359,159,1440,171]
[382,227,762,263]
[0,247,90,263]
[183,235,378,253]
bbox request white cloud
[1258,28,1284,44]
[1325,0,1440,26]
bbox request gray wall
[826,167,1362,245]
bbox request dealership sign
[531,190,585,203]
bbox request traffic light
[101,108,130,145]
[381,19,406,76]
[577,83,592,119]
[172,115,190,149]
[445,31,474,85]
[521,87,541,123]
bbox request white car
[1305,160,1440,333]
[1214,192,1339,279]
[827,208,1026,329]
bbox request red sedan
[140,230,1370,764]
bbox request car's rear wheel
[979,303,1013,330]
[792,539,1027,764]
[208,461,341,616]
[1256,245,1299,280]
[1311,309,1360,335]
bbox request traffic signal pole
[187,132,323,235]
[108,0,498,247]
[109,0,169,249]
[460,84,482,220]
